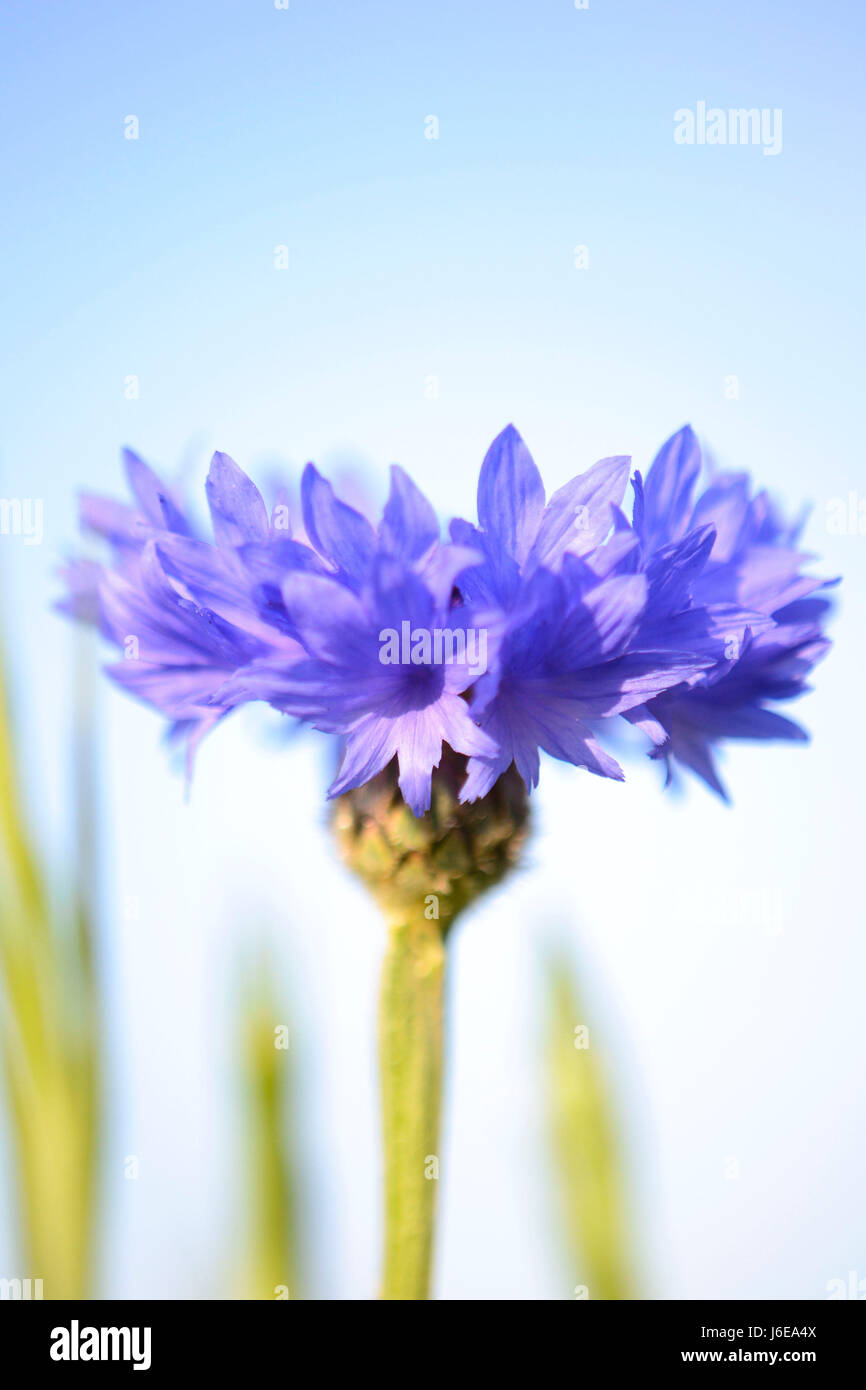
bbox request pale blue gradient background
[1,0,864,1298]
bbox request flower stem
[379,914,446,1301]
[331,758,529,1300]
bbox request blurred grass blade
[0,631,101,1298]
[237,963,300,1300]
[546,955,634,1300]
[0,643,46,925]
[70,627,102,1291]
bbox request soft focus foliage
[546,957,633,1301]
[235,965,300,1301]
[0,639,100,1298]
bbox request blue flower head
[628,426,835,797]
[450,426,716,798]
[60,426,834,812]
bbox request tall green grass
[235,962,300,1299]
[545,955,634,1300]
[0,636,101,1298]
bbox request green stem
[379,914,446,1301]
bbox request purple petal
[644,524,715,616]
[561,650,715,717]
[477,425,545,565]
[380,465,439,561]
[641,424,701,548]
[623,704,669,747]
[419,541,484,608]
[395,696,496,815]
[206,452,270,548]
[301,463,376,583]
[558,573,647,667]
[370,555,436,634]
[281,571,374,666]
[79,492,147,548]
[527,453,630,571]
[660,726,730,801]
[105,659,233,718]
[463,688,624,801]
[689,474,750,561]
[329,717,400,800]
[124,449,193,535]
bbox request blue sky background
[1,0,864,1298]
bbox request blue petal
[643,523,715,616]
[640,425,701,549]
[419,539,484,608]
[370,554,436,633]
[380,465,439,560]
[124,449,193,536]
[557,573,647,668]
[527,453,631,571]
[282,571,374,666]
[477,424,545,565]
[689,474,750,561]
[80,492,147,548]
[448,517,517,607]
[206,452,270,547]
[301,463,376,584]
[329,717,400,800]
